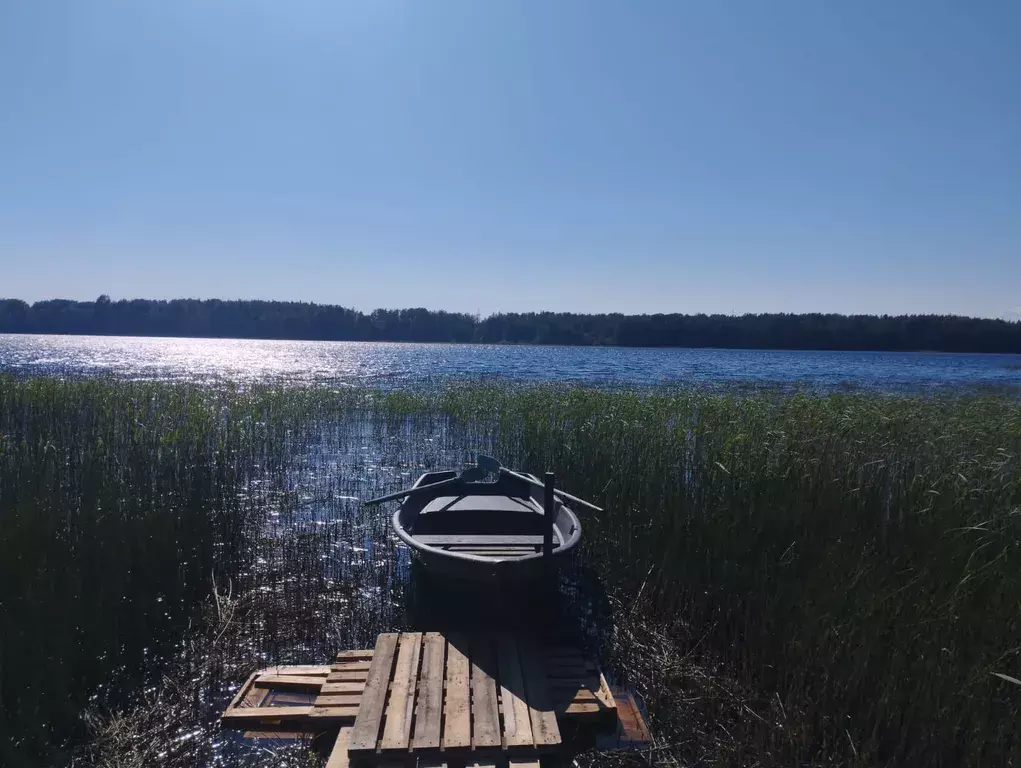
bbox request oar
[476,455,603,513]
[364,466,485,506]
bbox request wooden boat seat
[414,534,555,547]
[420,495,538,514]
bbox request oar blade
[476,454,502,473]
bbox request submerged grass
[1,377,1019,766]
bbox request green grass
[2,378,1019,766]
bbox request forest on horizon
[1,296,1019,353]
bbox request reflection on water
[2,333,1021,390]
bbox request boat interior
[401,470,573,558]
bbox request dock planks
[412,632,445,750]
[221,632,634,767]
[348,634,400,750]
[346,633,563,763]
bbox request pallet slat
[254,675,325,690]
[336,650,374,660]
[348,633,400,752]
[379,632,422,751]
[498,637,534,748]
[471,637,502,748]
[326,729,351,768]
[309,705,361,721]
[442,634,472,749]
[412,631,445,749]
[221,706,314,722]
[518,642,561,747]
[332,660,372,672]
[321,681,366,694]
[330,670,371,682]
[415,534,546,546]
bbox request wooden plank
[261,665,331,676]
[447,549,536,557]
[336,649,374,660]
[326,727,351,768]
[221,706,314,723]
[331,660,372,672]
[416,534,546,546]
[616,691,651,743]
[225,671,258,712]
[470,636,501,749]
[442,634,471,749]
[253,675,325,690]
[551,688,597,704]
[380,632,423,751]
[316,693,362,706]
[329,670,370,681]
[349,632,400,752]
[497,637,534,748]
[563,702,601,715]
[309,704,361,721]
[321,681,366,694]
[412,631,445,750]
[508,760,541,768]
[518,643,561,747]
[242,729,312,740]
[594,672,617,712]
[241,685,270,708]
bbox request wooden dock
[221,631,640,767]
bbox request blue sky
[1,1,1018,317]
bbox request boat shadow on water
[403,557,616,654]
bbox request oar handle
[364,475,459,506]
[499,467,603,513]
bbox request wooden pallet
[345,632,568,766]
[221,632,626,767]
[222,641,615,730]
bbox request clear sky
[1,1,1018,317]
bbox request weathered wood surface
[442,634,472,749]
[221,632,633,765]
[518,640,561,747]
[412,632,445,749]
[348,633,400,750]
[497,636,534,748]
[379,632,422,751]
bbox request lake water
[1,333,1020,391]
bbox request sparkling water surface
[1,333,1020,391]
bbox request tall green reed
[420,386,1021,764]
[4,378,1019,766]
[0,377,352,765]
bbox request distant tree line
[0,296,1019,353]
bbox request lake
[1,333,1020,391]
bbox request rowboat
[365,456,601,584]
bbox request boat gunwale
[391,471,582,564]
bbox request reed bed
[0,378,365,765]
[431,385,1021,765]
[1,378,1019,766]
